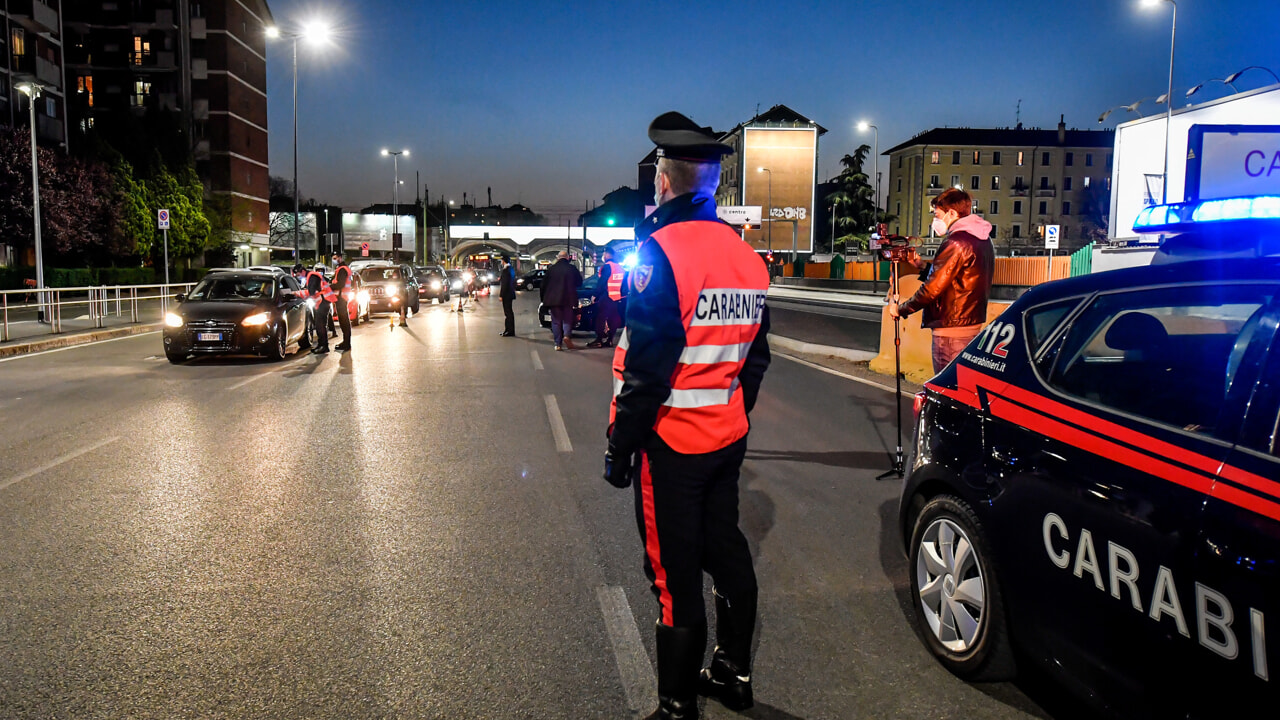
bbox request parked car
[538,275,599,332]
[515,268,546,290]
[163,270,308,363]
[358,264,420,315]
[899,236,1280,717]
[415,265,450,303]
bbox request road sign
[361,242,370,257]
[1045,224,1060,250]
[717,206,763,226]
[392,232,403,250]
[157,209,170,230]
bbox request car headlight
[164,312,184,328]
[452,280,463,289]
[357,290,370,304]
[241,312,271,326]
[463,271,474,282]
[386,286,398,298]
[430,280,442,290]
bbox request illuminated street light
[1142,0,1177,203]
[382,149,409,262]
[857,121,880,233]
[757,167,773,254]
[266,18,332,260]
[16,82,46,322]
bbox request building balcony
[37,114,63,144]
[1036,188,1057,197]
[1010,187,1029,197]
[35,56,61,88]
[192,98,209,120]
[927,186,943,196]
[191,58,207,80]
[190,17,207,39]
[10,0,60,34]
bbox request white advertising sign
[717,206,762,226]
[1188,125,1280,201]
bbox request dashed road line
[596,585,657,715]
[544,394,573,452]
[0,436,120,492]
[531,350,544,371]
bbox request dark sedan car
[359,264,420,315]
[414,265,450,303]
[538,276,599,333]
[515,268,545,290]
[163,270,309,363]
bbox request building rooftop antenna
[1016,99,1022,127]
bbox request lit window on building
[992,176,1001,190]
[1083,176,1091,188]
[931,151,939,164]
[1017,151,1024,166]
[972,151,981,164]
[131,80,151,107]
[951,175,960,188]
[77,76,95,107]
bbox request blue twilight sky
[264,0,1280,221]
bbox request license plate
[197,332,222,342]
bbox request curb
[767,334,877,364]
[0,323,161,358]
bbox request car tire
[412,298,421,314]
[166,351,185,364]
[267,325,287,362]
[908,494,1016,682]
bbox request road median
[0,323,160,358]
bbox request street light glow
[264,25,281,39]
[757,167,766,173]
[302,20,331,45]
[381,148,389,156]
[857,121,870,131]
[15,82,40,97]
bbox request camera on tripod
[872,223,917,263]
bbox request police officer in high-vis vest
[604,111,771,720]
[587,247,626,348]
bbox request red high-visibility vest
[605,261,625,301]
[610,221,769,454]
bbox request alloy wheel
[916,517,987,653]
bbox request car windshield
[187,276,274,301]
[360,267,401,281]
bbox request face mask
[931,217,949,238]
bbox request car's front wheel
[166,351,185,364]
[908,495,1015,682]
[266,325,287,361]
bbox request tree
[824,145,895,255]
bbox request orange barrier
[867,264,1012,384]
[993,256,1070,285]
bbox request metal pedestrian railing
[0,282,196,343]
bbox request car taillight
[913,391,927,420]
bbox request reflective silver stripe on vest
[617,329,630,351]
[678,342,753,366]
[612,376,740,408]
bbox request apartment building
[1,0,67,147]
[885,118,1114,254]
[64,0,273,251]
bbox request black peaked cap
[648,111,733,163]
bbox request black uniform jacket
[610,192,771,456]
[499,265,516,300]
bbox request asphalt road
[0,290,1074,719]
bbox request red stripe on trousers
[640,453,673,626]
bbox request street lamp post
[266,21,330,262]
[16,82,46,322]
[381,149,409,262]
[757,167,772,254]
[1143,0,1177,204]
[858,122,880,234]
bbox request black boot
[645,622,705,720]
[699,588,755,711]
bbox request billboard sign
[342,213,416,254]
[1184,124,1280,202]
[742,127,817,253]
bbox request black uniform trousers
[334,296,352,346]
[633,435,757,630]
[312,301,331,351]
[502,296,515,334]
[594,297,622,343]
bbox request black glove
[603,445,635,489]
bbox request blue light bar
[1133,195,1280,233]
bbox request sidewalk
[0,322,160,359]
[767,284,885,308]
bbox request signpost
[361,242,370,257]
[157,208,170,285]
[1045,224,1060,283]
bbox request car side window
[282,276,300,291]
[1045,284,1279,437]
[1023,298,1082,371]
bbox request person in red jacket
[605,112,771,720]
[330,258,353,351]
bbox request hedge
[0,266,206,290]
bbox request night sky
[264,0,1280,221]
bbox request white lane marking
[0,331,161,364]
[775,351,916,399]
[596,585,657,714]
[544,394,573,452]
[531,350,544,371]
[0,436,120,492]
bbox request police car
[899,193,1280,718]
